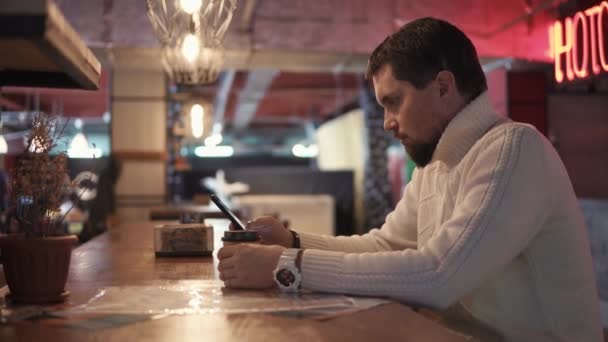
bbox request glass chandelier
[146,0,237,84]
[161,37,225,84]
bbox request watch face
[276,268,296,287]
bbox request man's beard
[405,134,442,167]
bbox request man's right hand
[229,216,293,247]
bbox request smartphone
[210,194,245,230]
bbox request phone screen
[210,194,246,230]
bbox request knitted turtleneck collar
[432,91,506,168]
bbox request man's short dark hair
[366,17,487,101]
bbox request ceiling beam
[104,47,369,73]
[212,70,236,133]
[232,69,279,130]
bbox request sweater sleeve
[301,126,551,309]
[298,169,420,253]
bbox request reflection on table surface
[0,220,468,342]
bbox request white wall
[316,108,366,233]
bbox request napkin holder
[154,223,213,257]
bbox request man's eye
[387,99,399,109]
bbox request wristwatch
[273,249,302,292]
[290,229,301,248]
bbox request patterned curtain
[359,83,394,231]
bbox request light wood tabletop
[0,221,469,341]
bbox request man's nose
[384,115,395,132]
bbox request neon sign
[549,1,608,83]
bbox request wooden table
[149,204,242,221]
[0,221,468,341]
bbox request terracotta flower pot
[0,234,78,304]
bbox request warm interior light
[204,133,222,146]
[28,137,45,153]
[181,33,200,63]
[68,132,102,159]
[190,104,205,138]
[194,145,234,157]
[179,0,202,14]
[0,135,7,154]
[292,143,318,158]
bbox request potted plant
[0,114,78,304]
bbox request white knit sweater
[297,93,603,341]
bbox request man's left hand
[217,244,285,289]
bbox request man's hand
[230,216,293,247]
[217,244,285,289]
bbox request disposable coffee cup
[222,231,261,246]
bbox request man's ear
[435,70,456,98]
